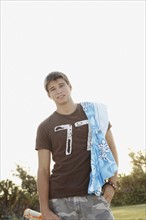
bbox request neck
[56,100,77,115]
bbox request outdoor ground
[112,204,146,220]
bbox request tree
[14,165,37,196]
[13,165,39,217]
[0,180,19,217]
[0,165,39,218]
[112,150,146,206]
[129,150,146,174]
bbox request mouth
[57,95,65,99]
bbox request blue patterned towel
[81,102,118,196]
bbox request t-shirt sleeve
[35,122,52,151]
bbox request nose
[56,87,62,94]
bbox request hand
[42,209,61,220]
[102,184,115,204]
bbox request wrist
[103,179,117,191]
[40,206,50,215]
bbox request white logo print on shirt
[54,120,89,155]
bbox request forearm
[109,147,118,184]
[109,150,118,185]
[109,172,118,186]
[110,146,119,168]
[106,129,119,184]
[109,146,118,184]
[37,169,50,213]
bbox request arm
[106,128,119,182]
[103,128,119,203]
[37,149,60,220]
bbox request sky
[1,0,145,184]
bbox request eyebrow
[48,82,66,91]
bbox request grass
[111,204,146,220]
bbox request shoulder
[81,101,109,136]
[93,102,109,135]
[37,112,56,131]
[93,102,108,117]
[80,101,107,113]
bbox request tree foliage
[0,180,19,217]
[0,165,39,218]
[129,150,146,174]
[112,150,146,206]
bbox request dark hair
[44,71,71,93]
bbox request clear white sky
[1,1,145,184]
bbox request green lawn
[111,204,146,220]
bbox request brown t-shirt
[35,104,111,199]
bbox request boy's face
[47,78,72,105]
